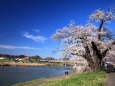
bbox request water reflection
[0,66,73,86]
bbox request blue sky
[0,0,115,58]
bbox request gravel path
[107,72,115,86]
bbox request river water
[0,66,73,86]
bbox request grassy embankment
[14,71,106,86]
[0,62,64,66]
[0,59,64,66]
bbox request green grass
[40,71,106,86]
[0,59,13,62]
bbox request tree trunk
[84,45,95,71]
[91,41,103,71]
[83,41,103,72]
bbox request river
[0,66,73,86]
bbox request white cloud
[33,29,40,32]
[0,45,42,50]
[23,32,47,42]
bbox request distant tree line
[0,54,56,61]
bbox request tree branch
[98,20,104,40]
[102,40,115,57]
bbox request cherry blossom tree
[52,9,115,71]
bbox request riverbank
[13,71,106,86]
[0,62,73,68]
[13,71,78,86]
[41,71,106,86]
[0,62,47,66]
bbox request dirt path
[107,72,115,86]
[28,72,78,86]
